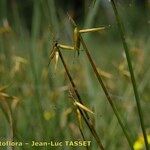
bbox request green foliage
[0,0,149,150]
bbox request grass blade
[80,35,134,149]
[74,101,95,115]
[58,49,104,150]
[110,0,149,149]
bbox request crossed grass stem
[54,25,133,149]
[58,49,104,150]
[110,0,149,149]
[74,106,90,150]
[77,119,90,150]
[65,16,134,148]
[69,88,89,150]
[78,127,90,150]
[79,35,134,150]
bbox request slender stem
[58,44,74,50]
[30,0,48,139]
[79,127,90,150]
[79,27,105,33]
[79,127,89,150]
[110,0,149,149]
[80,36,134,149]
[58,49,104,150]
[75,109,90,150]
[58,48,89,120]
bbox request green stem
[110,0,149,149]
[79,127,90,150]
[75,109,90,150]
[58,49,104,150]
[80,36,134,149]
[29,0,47,139]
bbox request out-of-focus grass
[0,0,150,150]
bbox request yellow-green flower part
[43,110,55,121]
[134,134,150,150]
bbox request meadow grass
[0,0,149,150]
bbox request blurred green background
[0,0,150,149]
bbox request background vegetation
[0,0,150,149]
